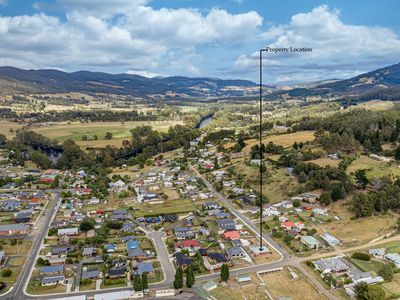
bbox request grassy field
[313,201,398,246]
[32,120,182,142]
[228,164,302,203]
[262,267,326,300]
[346,155,400,179]
[382,273,400,298]
[0,119,22,139]
[309,157,341,167]
[349,258,385,275]
[241,131,315,153]
[210,274,266,300]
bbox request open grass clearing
[241,131,316,153]
[346,155,400,179]
[210,274,265,300]
[349,258,385,275]
[382,273,400,298]
[262,267,326,300]
[0,119,21,139]
[313,200,398,246]
[32,120,182,142]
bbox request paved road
[148,231,176,286]
[5,191,60,300]
[6,174,379,300]
[190,166,290,261]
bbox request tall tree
[379,264,393,281]
[173,267,183,289]
[141,272,148,290]
[185,265,195,288]
[220,263,230,282]
[133,273,143,291]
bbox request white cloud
[0,3,263,76]
[235,5,400,83]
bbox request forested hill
[0,66,262,98]
[267,62,400,100]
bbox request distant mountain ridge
[0,66,262,98]
[268,62,400,99]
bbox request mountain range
[0,66,261,99]
[1,63,400,100]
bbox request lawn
[210,274,266,300]
[312,200,398,246]
[0,119,21,138]
[135,198,198,216]
[32,120,182,144]
[349,258,385,275]
[228,164,302,203]
[262,267,326,300]
[382,273,400,298]
[309,157,341,168]
[346,155,400,179]
[241,131,316,152]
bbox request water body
[196,114,213,129]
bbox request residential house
[369,248,385,258]
[41,276,65,286]
[223,230,240,241]
[175,252,193,268]
[300,236,322,250]
[82,268,100,280]
[176,240,201,253]
[249,245,270,256]
[104,243,116,253]
[226,247,246,259]
[384,253,400,268]
[39,265,64,276]
[57,228,79,236]
[0,224,29,236]
[137,262,154,277]
[321,233,341,248]
[108,266,127,279]
[314,256,350,276]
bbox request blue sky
[0,0,399,83]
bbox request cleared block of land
[262,268,326,300]
[346,155,400,178]
[32,120,182,143]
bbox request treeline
[204,129,235,143]
[352,179,400,218]
[4,110,157,123]
[293,109,400,152]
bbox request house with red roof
[176,240,201,252]
[223,230,240,240]
[281,221,295,231]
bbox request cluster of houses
[369,248,400,268]
[168,201,271,271]
[313,255,384,296]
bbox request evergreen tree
[220,263,230,282]
[379,264,393,281]
[141,272,148,290]
[185,265,195,288]
[133,273,143,291]
[173,267,183,289]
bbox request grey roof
[314,257,349,272]
[82,269,100,279]
[226,247,244,257]
[42,276,65,284]
[127,248,146,258]
[0,223,29,231]
[40,265,64,274]
[138,262,154,274]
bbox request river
[196,114,213,129]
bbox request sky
[0,0,399,84]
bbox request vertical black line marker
[259,49,263,251]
